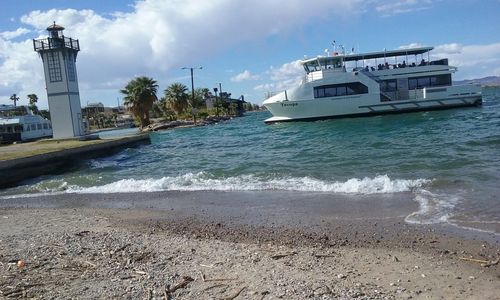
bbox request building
[204,92,246,116]
[81,102,105,116]
[33,22,84,138]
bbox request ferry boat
[263,46,482,123]
[0,105,52,143]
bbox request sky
[0,0,499,109]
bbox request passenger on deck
[364,66,369,71]
[419,59,426,66]
[402,60,406,68]
[384,62,389,69]
[371,66,375,71]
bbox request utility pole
[213,87,219,117]
[182,66,202,125]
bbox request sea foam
[62,173,430,194]
[405,189,460,224]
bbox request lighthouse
[33,22,84,138]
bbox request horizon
[0,0,499,109]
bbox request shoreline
[0,135,150,188]
[1,192,499,299]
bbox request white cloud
[254,60,303,94]
[269,60,303,81]
[0,0,497,108]
[432,42,500,79]
[0,28,31,40]
[375,0,434,17]
[230,70,260,82]
[398,43,425,49]
[0,0,363,108]
[433,43,464,55]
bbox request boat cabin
[0,105,52,143]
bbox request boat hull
[264,85,482,124]
[264,96,481,123]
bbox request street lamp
[181,66,202,125]
[213,87,218,117]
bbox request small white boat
[263,46,482,123]
[0,105,53,143]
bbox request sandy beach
[0,192,499,299]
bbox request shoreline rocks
[142,116,232,132]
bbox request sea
[1,87,499,236]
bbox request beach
[1,192,499,299]
[1,90,499,299]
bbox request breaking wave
[62,173,430,194]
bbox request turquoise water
[2,88,500,233]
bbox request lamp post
[181,66,202,125]
[213,87,219,117]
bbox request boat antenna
[332,40,336,53]
[324,48,329,56]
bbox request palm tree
[195,87,210,109]
[9,94,19,107]
[120,76,158,128]
[27,94,39,114]
[27,94,38,106]
[164,83,189,116]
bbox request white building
[33,22,84,138]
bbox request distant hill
[454,76,500,87]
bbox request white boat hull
[264,85,482,123]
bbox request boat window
[43,123,49,129]
[380,80,397,92]
[6,126,12,133]
[37,123,42,130]
[0,126,4,133]
[324,87,336,97]
[14,125,23,132]
[314,82,368,98]
[25,125,30,131]
[31,124,36,130]
[337,86,347,96]
[408,74,451,89]
[417,77,431,88]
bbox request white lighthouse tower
[33,22,84,138]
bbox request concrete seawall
[0,134,150,188]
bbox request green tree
[27,94,39,114]
[164,83,189,116]
[39,109,51,120]
[120,76,158,128]
[194,87,210,109]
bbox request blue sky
[1,0,499,109]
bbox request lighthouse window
[47,52,62,82]
[67,54,76,82]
